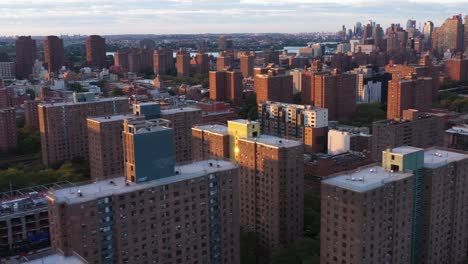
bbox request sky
[0,0,467,36]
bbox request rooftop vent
[77,190,83,197]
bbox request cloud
[0,0,466,35]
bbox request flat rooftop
[39,97,127,108]
[87,114,133,123]
[424,148,468,169]
[239,135,302,148]
[228,119,260,125]
[135,102,160,106]
[193,124,228,135]
[161,107,200,115]
[446,125,468,136]
[23,254,85,264]
[48,160,237,204]
[390,146,423,155]
[323,165,413,192]
[262,101,325,111]
[133,125,171,135]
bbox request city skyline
[1,0,468,36]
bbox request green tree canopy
[111,88,125,96]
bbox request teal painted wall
[133,128,174,183]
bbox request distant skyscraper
[15,36,36,79]
[465,15,468,53]
[386,24,408,52]
[43,36,65,73]
[362,22,373,40]
[176,48,190,77]
[432,15,464,52]
[423,21,434,50]
[85,35,106,68]
[209,70,243,103]
[354,22,362,37]
[240,51,255,78]
[139,39,156,50]
[406,19,416,32]
[372,24,384,50]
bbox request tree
[96,80,107,89]
[0,159,90,192]
[239,93,258,120]
[293,92,302,104]
[341,103,386,127]
[240,230,269,264]
[111,88,125,96]
[25,88,35,100]
[68,82,88,93]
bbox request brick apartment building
[302,69,357,121]
[209,70,243,103]
[192,124,229,161]
[161,107,202,164]
[240,51,255,78]
[86,35,106,69]
[372,110,444,161]
[47,119,240,264]
[254,67,293,104]
[43,36,65,73]
[24,99,40,129]
[321,146,468,264]
[387,75,433,120]
[38,96,129,166]
[237,135,304,250]
[0,107,17,152]
[444,53,468,81]
[176,49,190,77]
[258,101,329,154]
